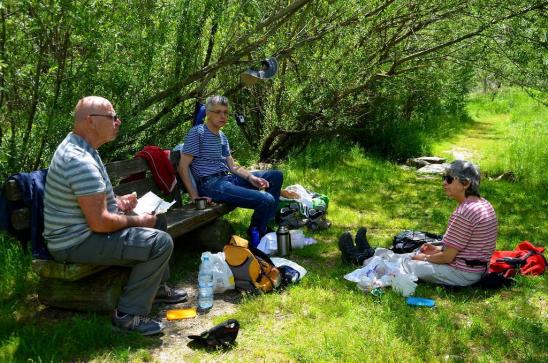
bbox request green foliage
[0,0,544,177]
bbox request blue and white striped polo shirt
[43,132,117,251]
[182,124,231,178]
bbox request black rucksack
[391,230,443,254]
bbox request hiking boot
[354,249,375,265]
[112,310,164,336]
[338,231,358,264]
[154,283,188,304]
[355,227,371,252]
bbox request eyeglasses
[442,174,456,184]
[89,113,118,122]
[208,110,229,116]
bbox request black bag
[188,319,240,348]
[391,230,443,254]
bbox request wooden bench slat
[13,204,235,241]
[113,177,163,198]
[166,204,235,237]
[32,259,109,281]
[106,152,180,180]
[37,267,130,311]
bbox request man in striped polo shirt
[44,96,185,335]
[177,95,283,239]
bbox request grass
[432,88,548,188]
[1,88,547,362]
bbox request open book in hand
[133,191,175,215]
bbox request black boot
[353,249,375,265]
[338,231,358,264]
[355,227,371,252]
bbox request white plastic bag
[391,275,417,297]
[201,252,235,293]
[257,232,278,255]
[270,257,307,278]
[289,229,305,249]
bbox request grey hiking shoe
[154,283,188,304]
[112,310,164,336]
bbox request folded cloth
[6,170,52,259]
[122,146,177,195]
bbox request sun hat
[241,57,278,86]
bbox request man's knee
[258,192,276,209]
[267,170,283,186]
[151,230,174,258]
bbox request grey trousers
[51,220,173,316]
[405,258,483,286]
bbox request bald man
[43,96,185,335]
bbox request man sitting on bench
[43,96,186,336]
[177,95,283,238]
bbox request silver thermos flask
[276,225,292,256]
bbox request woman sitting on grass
[339,160,498,287]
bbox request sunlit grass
[433,88,548,188]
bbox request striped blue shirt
[182,124,231,178]
[43,132,117,251]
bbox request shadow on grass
[0,302,162,361]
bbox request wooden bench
[4,151,235,311]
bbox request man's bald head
[74,96,112,124]
[72,96,120,148]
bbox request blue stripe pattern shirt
[43,132,117,251]
[182,124,231,178]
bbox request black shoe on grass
[338,231,358,264]
[355,227,371,252]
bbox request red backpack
[474,241,545,289]
[488,241,546,278]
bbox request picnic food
[281,190,300,199]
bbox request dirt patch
[149,278,243,361]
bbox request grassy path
[432,113,510,165]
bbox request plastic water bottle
[197,255,214,312]
[250,226,260,248]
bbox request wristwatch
[423,256,428,262]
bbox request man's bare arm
[78,193,156,232]
[177,153,200,200]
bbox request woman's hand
[420,243,442,255]
[412,253,429,262]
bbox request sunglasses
[89,113,118,122]
[442,174,456,184]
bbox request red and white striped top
[443,198,498,273]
